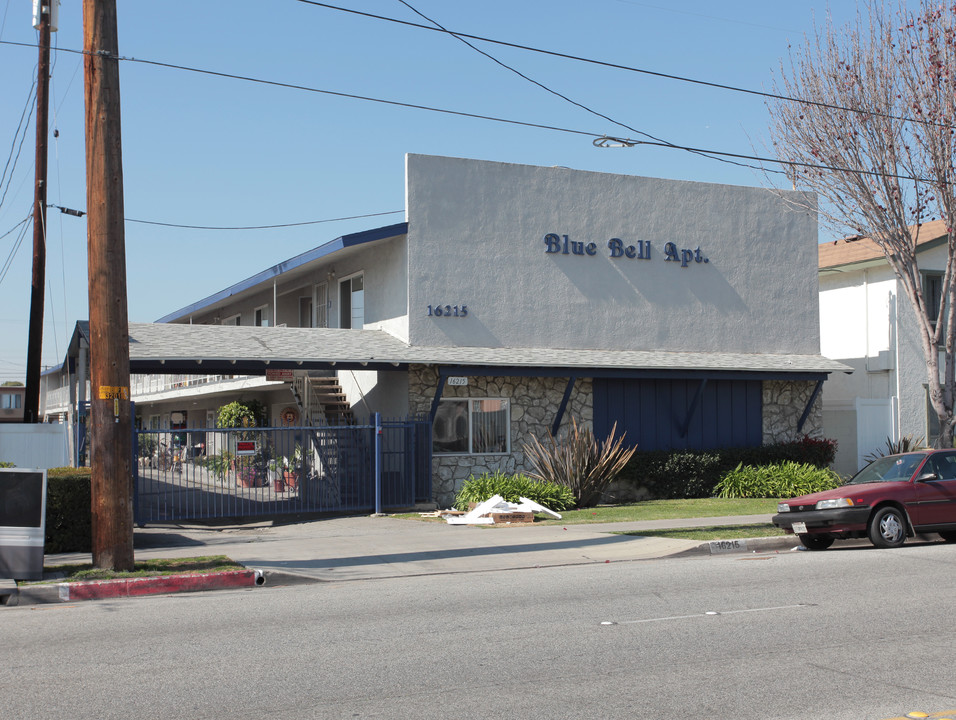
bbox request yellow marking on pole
[98,385,129,400]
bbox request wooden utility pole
[24,2,53,423]
[84,0,133,571]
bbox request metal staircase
[289,374,369,510]
[290,374,355,426]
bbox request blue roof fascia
[155,222,408,323]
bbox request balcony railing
[44,374,274,414]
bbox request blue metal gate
[133,415,431,524]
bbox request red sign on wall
[236,441,257,456]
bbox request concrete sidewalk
[79,512,789,572]
[4,513,798,605]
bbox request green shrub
[44,467,93,553]
[620,450,724,499]
[714,461,841,499]
[453,471,576,512]
[0,461,13,468]
[619,436,838,500]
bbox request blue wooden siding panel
[593,378,763,451]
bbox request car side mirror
[916,471,939,482]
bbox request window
[254,305,270,327]
[1,393,21,410]
[222,314,240,326]
[299,296,312,328]
[339,274,364,329]
[925,272,944,340]
[314,283,328,328]
[432,398,510,455]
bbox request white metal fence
[0,424,69,468]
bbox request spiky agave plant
[863,435,926,465]
[522,419,637,508]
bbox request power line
[123,209,404,230]
[393,0,757,173]
[49,204,404,230]
[0,212,30,242]
[0,39,937,183]
[0,74,37,213]
[0,211,31,287]
[295,0,950,130]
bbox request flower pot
[283,470,298,489]
[274,477,286,492]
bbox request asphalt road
[4,541,956,719]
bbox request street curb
[674,535,802,558]
[11,569,266,606]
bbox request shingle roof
[126,323,850,376]
[818,219,949,269]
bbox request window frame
[254,305,271,327]
[432,397,511,456]
[0,393,21,410]
[924,271,945,344]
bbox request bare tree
[768,0,956,447]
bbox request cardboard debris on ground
[441,495,562,525]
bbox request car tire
[799,534,834,551]
[939,531,956,543]
[868,506,907,548]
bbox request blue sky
[0,0,857,383]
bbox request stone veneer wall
[762,380,822,444]
[408,365,593,508]
[409,368,821,507]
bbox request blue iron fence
[133,416,432,524]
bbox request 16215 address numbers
[427,304,468,317]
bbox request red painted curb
[60,570,260,601]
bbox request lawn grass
[31,555,244,584]
[396,497,779,525]
[615,524,787,541]
[531,497,779,525]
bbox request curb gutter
[674,535,801,558]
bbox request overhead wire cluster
[0,1,944,205]
[2,0,950,262]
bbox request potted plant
[282,444,303,490]
[269,459,285,492]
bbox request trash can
[0,469,47,581]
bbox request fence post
[374,412,383,515]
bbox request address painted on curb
[708,539,749,554]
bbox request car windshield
[846,453,926,485]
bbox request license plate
[792,521,807,534]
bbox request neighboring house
[0,384,24,423]
[819,220,949,477]
[44,154,847,507]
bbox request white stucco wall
[896,242,951,445]
[405,154,820,354]
[819,241,954,474]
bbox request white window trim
[339,271,365,330]
[254,304,271,327]
[222,314,240,326]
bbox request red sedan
[772,449,956,550]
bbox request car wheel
[868,507,907,548]
[799,534,834,551]
[939,531,956,543]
